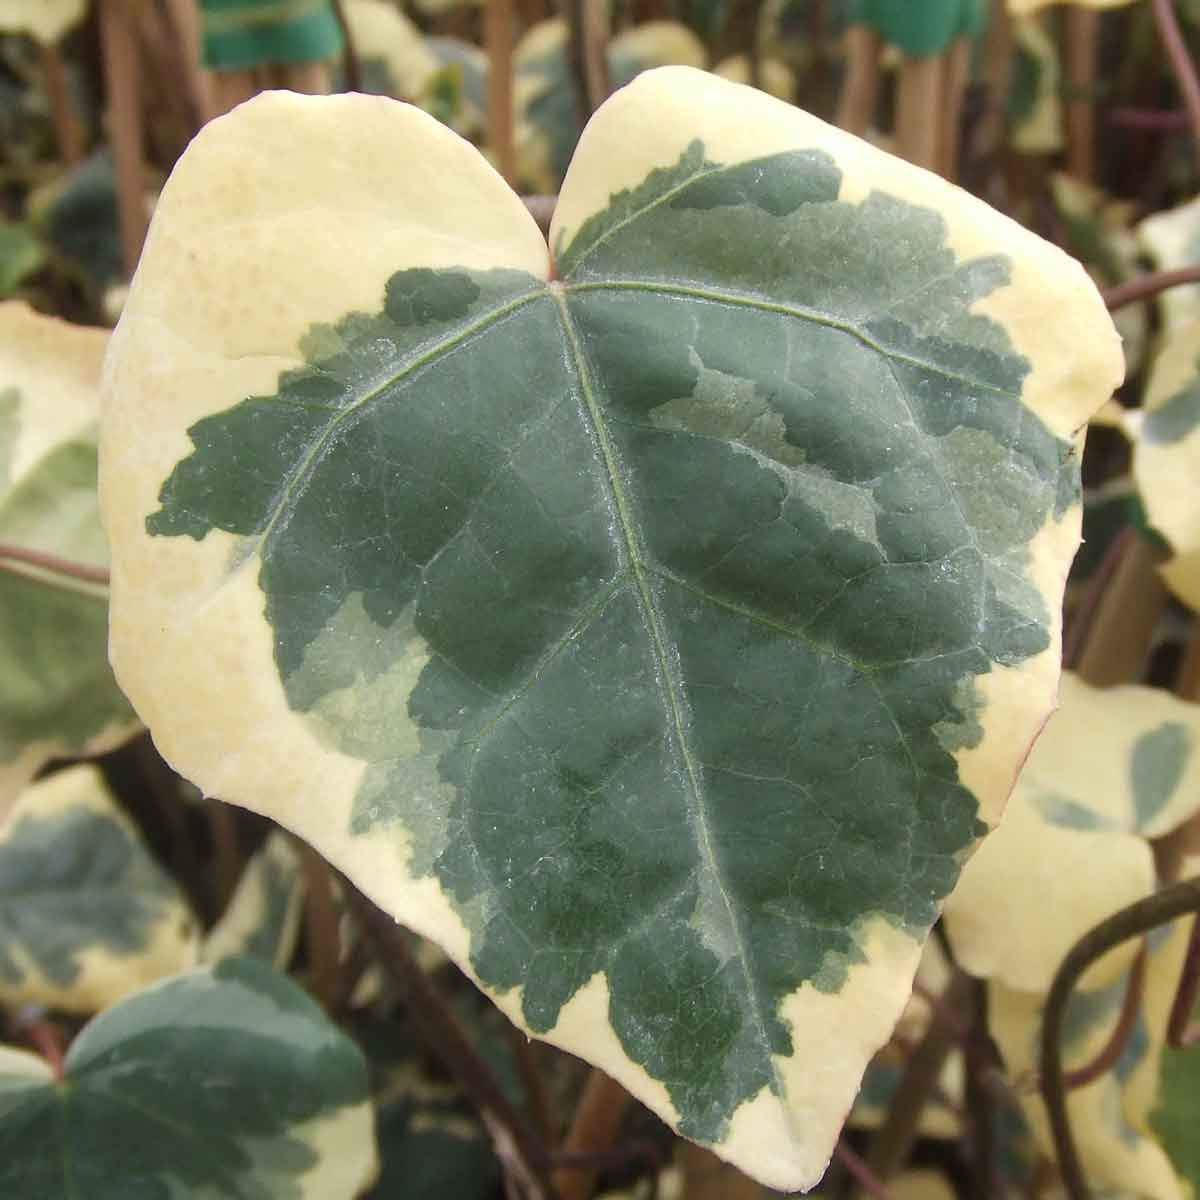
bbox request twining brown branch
[864,972,972,1188]
[296,840,343,1013]
[1104,265,1200,310]
[340,874,558,1200]
[1041,876,1200,1200]
[565,0,610,119]
[1062,943,1146,1089]
[553,1067,633,1200]
[487,0,517,185]
[1167,914,1200,1047]
[1152,0,1200,154]
[834,1141,892,1199]
[0,543,110,587]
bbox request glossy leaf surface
[101,70,1120,1188]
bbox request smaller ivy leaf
[201,0,345,71]
[0,303,138,812]
[203,830,305,969]
[1009,16,1063,155]
[0,0,86,44]
[0,764,198,1013]
[340,1,440,102]
[1132,322,1200,613]
[943,672,1200,992]
[0,957,378,1200]
[1139,196,1200,335]
[852,0,985,55]
[1152,1043,1200,1194]
[990,969,1186,1200]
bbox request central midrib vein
[548,284,789,1108]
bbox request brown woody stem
[1152,0,1200,154]
[486,0,517,185]
[0,543,110,587]
[1103,265,1200,311]
[1041,877,1200,1200]
[553,1067,634,1200]
[1062,942,1146,1089]
[340,874,558,1199]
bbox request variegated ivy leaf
[101,69,1121,1189]
[1139,196,1200,335]
[203,829,305,969]
[0,0,86,44]
[0,957,378,1199]
[0,303,137,813]
[989,910,1196,1200]
[0,764,197,1013]
[1009,16,1064,155]
[342,0,440,101]
[1131,321,1200,612]
[513,20,707,193]
[944,672,1200,992]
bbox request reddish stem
[24,1018,66,1081]
[1103,265,1200,311]
[1063,943,1146,1089]
[835,1140,892,1199]
[1168,915,1200,1048]
[0,543,110,587]
[1152,0,1200,155]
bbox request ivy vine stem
[1151,0,1200,154]
[340,873,560,1200]
[0,542,110,587]
[1040,876,1200,1200]
[1103,264,1200,311]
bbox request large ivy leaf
[0,956,378,1199]
[0,764,197,1013]
[101,69,1121,1188]
[0,303,137,812]
[944,673,1200,992]
[1131,321,1200,612]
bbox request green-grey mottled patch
[1035,788,1114,832]
[1143,368,1200,445]
[1130,721,1192,830]
[149,145,1075,1141]
[0,957,371,1200]
[0,805,183,988]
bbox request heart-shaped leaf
[0,764,197,1013]
[101,68,1121,1188]
[0,957,377,1199]
[0,302,136,812]
[1132,321,1200,612]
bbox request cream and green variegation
[0,0,86,43]
[100,69,1121,1189]
[0,957,378,1199]
[1131,321,1200,612]
[0,764,197,1013]
[944,672,1200,991]
[1139,196,1200,335]
[0,303,137,813]
[204,830,305,968]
